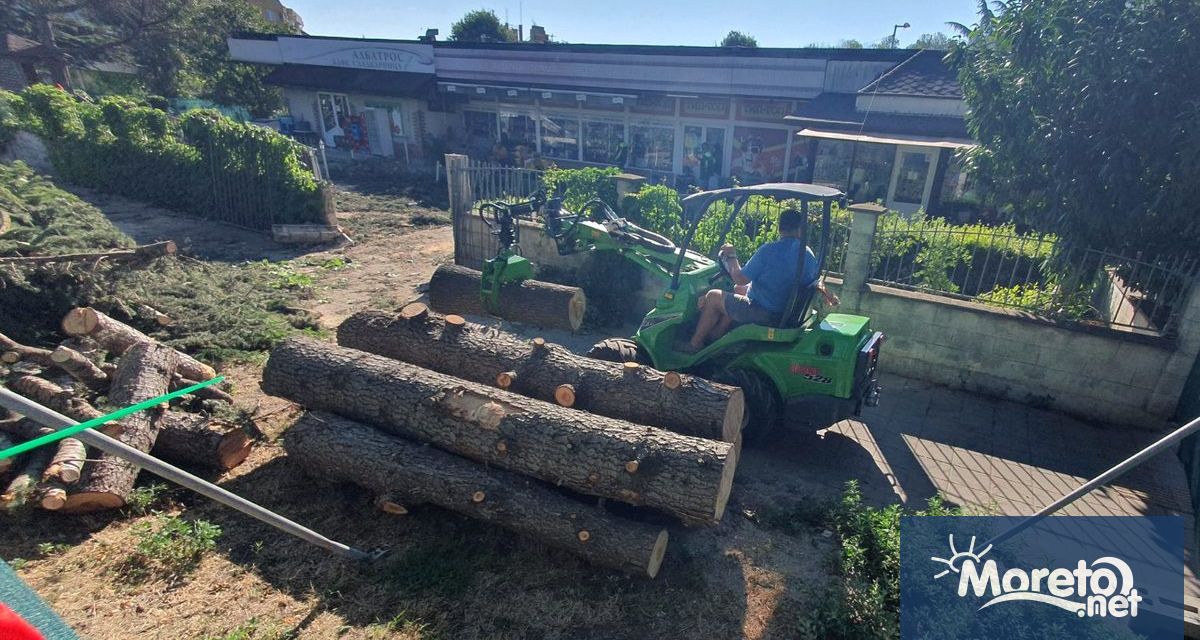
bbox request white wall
[855,94,965,116]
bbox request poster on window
[730,126,789,184]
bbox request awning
[263,64,435,98]
[797,127,976,149]
[438,80,639,106]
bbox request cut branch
[50,345,109,391]
[0,241,176,265]
[61,307,215,381]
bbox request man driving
[685,208,839,352]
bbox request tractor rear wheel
[716,369,780,442]
[587,338,648,365]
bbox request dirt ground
[2,183,853,640]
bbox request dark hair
[779,208,804,234]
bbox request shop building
[228,34,975,212]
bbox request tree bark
[338,308,744,443]
[263,338,737,526]
[152,412,252,470]
[0,332,55,368]
[62,342,178,513]
[5,378,93,481]
[170,374,233,404]
[427,264,587,332]
[1,448,51,511]
[0,432,13,475]
[60,307,215,381]
[285,412,670,577]
[50,345,109,392]
[3,377,247,471]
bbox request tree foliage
[951,0,1200,258]
[720,31,758,47]
[908,32,953,49]
[449,9,517,43]
[0,0,285,116]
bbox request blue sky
[285,0,982,47]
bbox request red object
[0,603,45,640]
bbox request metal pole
[985,414,1200,548]
[0,388,372,561]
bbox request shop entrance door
[887,146,938,215]
[682,125,726,189]
[317,92,350,148]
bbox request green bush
[122,514,221,582]
[542,166,619,212]
[9,86,324,229]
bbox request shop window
[939,154,976,204]
[464,110,498,160]
[317,92,350,142]
[498,111,536,166]
[583,121,627,165]
[789,139,815,182]
[540,115,580,161]
[389,107,406,140]
[682,125,725,189]
[812,139,854,190]
[731,126,788,184]
[629,124,674,172]
[848,143,895,204]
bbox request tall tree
[720,31,758,47]
[908,32,953,49]
[951,0,1200,258]
[837,39,864,49]
[450,9,517,43]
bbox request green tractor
[479,183,884,440]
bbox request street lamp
[891,22,910,48]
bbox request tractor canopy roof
[680,183,844,220]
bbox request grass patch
[201,618,289,640]
[119,514,221,583]
[124,483,174,516]
[0,161,320,361]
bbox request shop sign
[631,94,676,115]
[283,39,436,74]
[681,97,730,119]
[738,99,794,122]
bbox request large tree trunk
[4,376,249,472]
[263,338,737,526]
[338,307,744,443]
[62,342,178,513]
[153,412,252,470]
[427,264,586,332]
[60,307,215,381]
[285,412,669,577]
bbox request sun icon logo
[931,534,992,580]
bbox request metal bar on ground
[985,414,1200,548]
[0,387,372,561]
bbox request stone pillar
[444,154,472,266]
[841,202,887,313]
[609,173,647,207]
[1147,280,1200,420]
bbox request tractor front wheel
[716,369,780,443]
[586,338,648,365]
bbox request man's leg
[688,289,727,349]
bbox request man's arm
[719,244,753,287]
[816,280,840,307]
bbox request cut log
[0,332,55,368]
[60,307,215,381]
[337,310,745,443]
[45,436,86,483]
[0,240,176,265]
[427,264,587,332]
[264,338,737,526]
[152,412,252,470]
[39,483,67,510]
[2,448,52,510]
[50,346,109,392]
[62,342,178,513]
[2,379,248,471]
[285,412,669,577]
[374,494,409,515]
[135,303,173,327]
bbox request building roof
[1,33,60,60]
[786,92,969,139]
[858,49,961,98]
[264,64,435,98]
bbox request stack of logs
[265,303,747,578]
[0,307,252,514]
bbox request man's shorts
[723,293,779,327]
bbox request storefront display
[629,124,674,172]
[540,115,580,161]
[730,126,788,184]
[498,111,536,166]
[682,125,725,189]
[583,120,627,165]
[848,143,895,203]
[812,139,854,190]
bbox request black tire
[587,338,648,364]
[715,369,780,443]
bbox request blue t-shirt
[741,238,819,314]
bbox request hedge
[3,85,325,229]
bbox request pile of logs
[0,308,251,514]
[268,305,747,578]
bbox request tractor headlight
[639,313,681,331]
